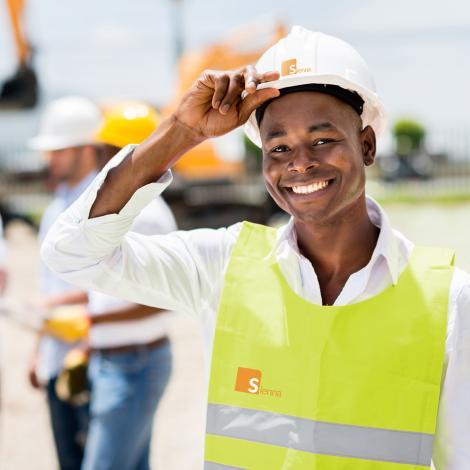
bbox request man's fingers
[243,68,279,95]
[260,71,280,83]
[243,65,258,94]
[211,74,230,109]
[219,74,244,115]
[239,87,280,123]
[203,68,279,116]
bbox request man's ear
[361,125,376,166]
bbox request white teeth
[291,180,329,194]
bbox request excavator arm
[6,0,30,65]
[0,0,38,108]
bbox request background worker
[28,96,102,470]
[81,101,176,470]
[41,27,470,468]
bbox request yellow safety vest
[205,222,454,469]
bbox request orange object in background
[165,21,287,180]
[6,0,30,65]
[174,140,244,179]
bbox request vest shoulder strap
[409,245,455,270]
[232,221,277,259]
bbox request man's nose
[287,146,319,173]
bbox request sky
[0,0,469,156]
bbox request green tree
[393,119,426,156]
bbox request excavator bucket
[1,0,39,109]
[0,63,38,109]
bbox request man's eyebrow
[264,122,338,142]
[265,128,287,141]
[308,122,336,133]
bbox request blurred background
[0,0,469,468]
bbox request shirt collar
[276,195,402,285]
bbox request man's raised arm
[41,67,279,311]
[89,67,280,218]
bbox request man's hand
[28,358,41,389]
[0,269,7,295]
[174,66,280,140]
[90,65,280,218]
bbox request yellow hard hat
[96,101,160,148]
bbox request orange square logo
[281,58,297,76]
[235,367,262,394]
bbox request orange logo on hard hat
[281,58,298,76]
[281,58,312,76]
[234,367,282,398]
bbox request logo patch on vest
[235,367,282,398]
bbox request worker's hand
[174,66,280,140]
[28,355,41,389]
[0,269,7,295]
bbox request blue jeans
[81,340,172,470]
[46,377,89,470]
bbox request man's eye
[271,145,290,153]
[314,139,332,146]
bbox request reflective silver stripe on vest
[204,462,243,470]
[206,404,434,466]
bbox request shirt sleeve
[432,270,470,468]
[40,145,240,317]
[130,196,178,235]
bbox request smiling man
[41,27,470,469]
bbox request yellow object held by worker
[55,348,90,405]
[43,305,90,342]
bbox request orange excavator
[165,21,286,180]
[0,0,38,108]
[162,21,287,228]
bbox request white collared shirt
[41,146,470,469]
[87,195,177,348]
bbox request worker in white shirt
[41,26,470,469]
[29,96,102,470]
[81,101,176,470]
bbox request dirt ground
[0,203,469,470]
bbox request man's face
[43,147,82,183]
[260,91,375,224]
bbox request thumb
[239,87,280,123]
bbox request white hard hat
[29,96,102,151]
[245,26,387,147]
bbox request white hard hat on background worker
[29,96,102,151]
[245,26,387,147]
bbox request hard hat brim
[245,73,387,147]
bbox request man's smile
[283,177,336,197]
